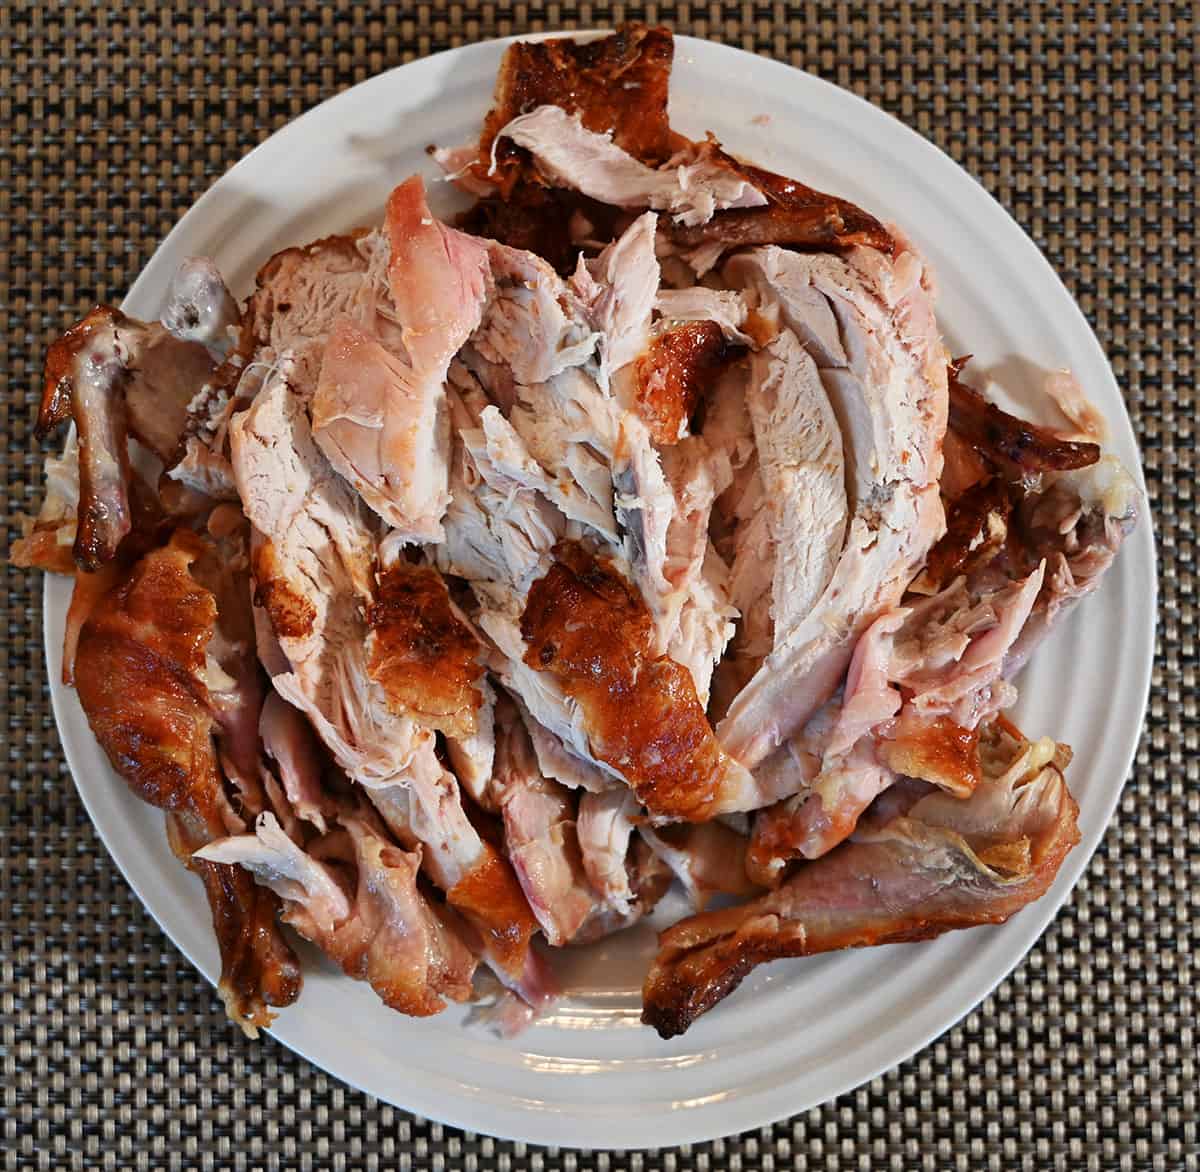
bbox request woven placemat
[1,3,1194,1169]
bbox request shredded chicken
[14,24,1139,1041]
[716,244,949,773]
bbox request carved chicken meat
[643,721,1080,1037]
[13,24,1142,1043]
[73,530,301,1033]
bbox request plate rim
[40,30,1157,1149]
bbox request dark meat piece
[165,809,303,1027]
[1001,459,1140,676]
[39,308,134,569]
[240,232,369,355]
[73,530,301,1033]
[643,720,1078,1037]
[189,507,272,812]
[199,807,479,1018]
[36,305,215,570]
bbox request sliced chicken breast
[717,244,948,771]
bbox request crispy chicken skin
[946,357,1101,484]
[633,321,741,446]
[462,25,890,274]
[520,542,757,821]
[662,151,895,260]
[476,24,683,196]
[74,531,300,1033]
[366,562,485,739]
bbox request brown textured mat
[1,3,1194,1169]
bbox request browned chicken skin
[461,26,893,274]
[946,357,1101,485]
[74,531,301,1033]
[633,321,742,446]
[477,24,683,196]
[520,541,755,822]
[366,562,486,739]
[662,151,895,259]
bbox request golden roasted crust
[75,530,301,1032]
[521,541,741,822]
[877,715,982,797]
[366,562,484,739]
[633,320,739,445]
[446,844,540,978]
[478,24,683,196]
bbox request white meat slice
[570,211,660,382]
[494,701,599,946]
[230,367,418,788]
[383,176,492,373]
[232,364,548,1003]
[668,543,738,707]
[611,419,678,648]
[471,241,599,384]
[311,178,490,541]
[717,244,948,770]
[522,706,612,794]
[576,788,640,917]
[433,380,564,607]
[312,316,451,540]
[747,329,848,639]
[240,232,374,399]
[479,610,616,782]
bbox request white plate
[43,32,1155,1149]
